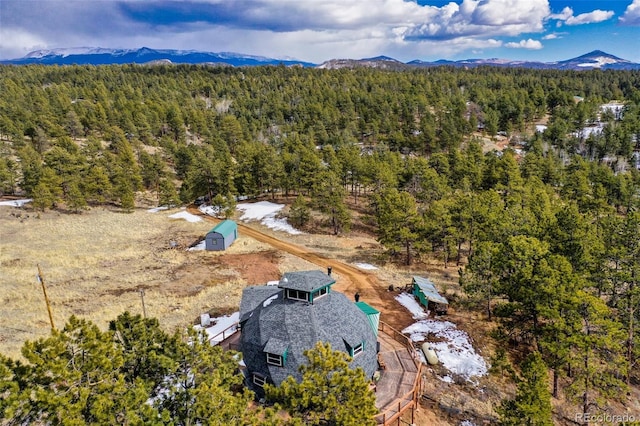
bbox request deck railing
[376,321,422,426]
[378,321,419,366]
[206,321,239,346]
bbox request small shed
[412,276,449,314]
[355,301,380,337]
[205,220,238,251]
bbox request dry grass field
[0,205,283,360]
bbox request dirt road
[188,206,409,330]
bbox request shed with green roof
[412,276,448,314]
[205,220,238,251]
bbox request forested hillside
[1,64,640,422]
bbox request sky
[1,0,639,63]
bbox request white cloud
[565,10,614,25]
[505,38,543,49]
[549,6,614,26]
[405,0,550,40]
[0,28,48,59]
[542,33,559,40]
[620,0,640,25]
[549,6,573,21]
[471,0,550,27]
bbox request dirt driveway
[188,206,413,331]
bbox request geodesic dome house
[238,270,378,394]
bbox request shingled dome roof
[239,271,378,394]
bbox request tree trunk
[405,240,412,266]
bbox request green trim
[310,284,331,302]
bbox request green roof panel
[209,220,237,238]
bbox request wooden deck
[374,323,422,425]
[375,332,419,408]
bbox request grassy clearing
[0,206,262,359]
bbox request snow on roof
[236,201,302,235]
[413,276,449,305]
[262,294,278,307]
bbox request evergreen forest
[1,63,640,423]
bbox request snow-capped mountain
[3,48,639,71]
[406,50,640,71]
[2,47,315,67]
[555,50,635,70]
[317,56,406,70]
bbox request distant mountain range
[2,48,639,71]
[319,50,640,71]
[1,47,315,67]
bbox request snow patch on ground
[147,206,169,213]
[354,262,378,270]
[236,201,302,235]
[168,209,202,223]
[395,293,428,320]
[0,199,31,207]
[440,375,454,383]
[397,292,488,383]
[187,240,206,251]
[198,204,224,217]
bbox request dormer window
[351,342,364,358]
[311,286,329,301]
[286,288,309,302]
[343,337,365,358]
[264,338,288,367]
[278,270,335,303]
[266,352,284,366]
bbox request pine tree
[498,351,553,426]
[372,188,423,265]
[265,342,377,426]
[154,327,255,426]
[288,195,310,229]
[6,316,158,425]
[158,178,180,207]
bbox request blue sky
[1,0,639,63]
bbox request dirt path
[188,207,408,329]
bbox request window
[286,289,309,302]
[312,286,328,301]
[351,342,364,358]
[253,374,266,387]
[266,352,283,366]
